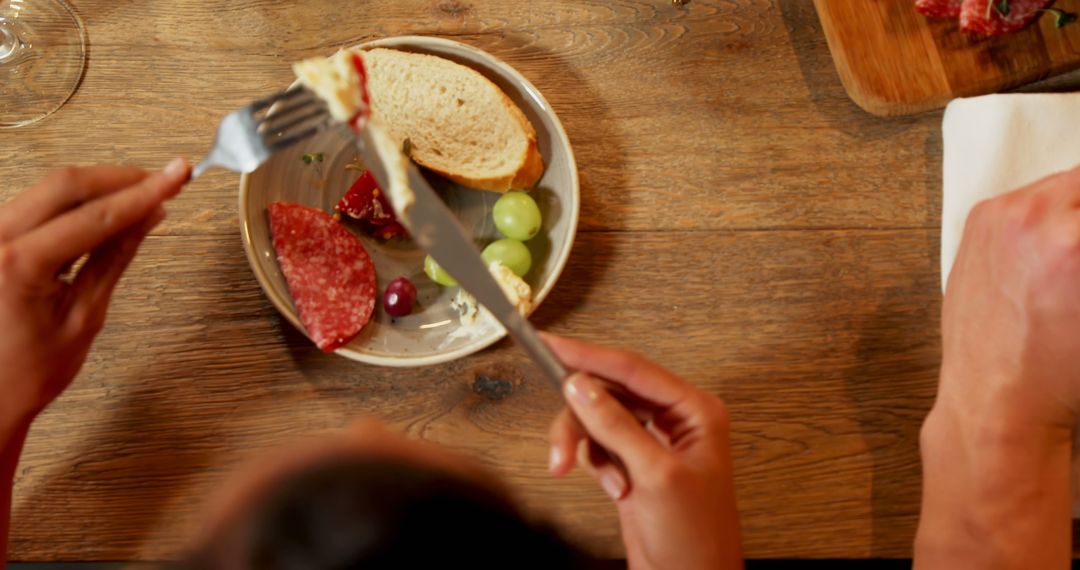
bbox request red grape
[383,276,417,317]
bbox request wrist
[923,363,1073,489]
[938,355,1077,430]
[917,388,1073,568]
[0,405,33,457]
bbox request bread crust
[363,48,545,193]
[511,138,544,189]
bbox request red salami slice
[268,202,377,352]
[916,0,963,18]
[960,0,1052,35]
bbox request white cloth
[942,94,1080,290]
[941,93,1080,515]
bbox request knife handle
[502,311,568,388]
[508,314,635,477]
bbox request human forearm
[0,418,30,570]
[915,397,1073,570]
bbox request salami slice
[916,0,964,18]
[268,202,377,352]
[960,0,1052,35]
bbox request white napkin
[941,93,1080,515]
[942,94,1080,289]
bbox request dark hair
[182,456,595,569]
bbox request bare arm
[0,419,29,570]
[916,394,1072,569]
[915,167,1080,569]
[0,160,189,566]
[545,335,743,570]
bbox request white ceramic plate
[239,36,579,367]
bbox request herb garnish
[987,0,1010,19]
[985,1,1076,30]
[301,152,324,164]
[1041,8,1078,28]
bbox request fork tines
[253,86,331,152]
[192,85,333,179]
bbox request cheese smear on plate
[452,261,532,326]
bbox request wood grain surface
[815,0,1080,116]
[1,0,1049,561]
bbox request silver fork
[192,86,331,179]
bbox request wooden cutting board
[815,0,1080,116]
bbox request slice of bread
[293,50,368,124]
[361,48,544,192]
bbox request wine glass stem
[0,20,21,63]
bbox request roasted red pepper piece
[349,53,371,131]
[336,170,380,220]
[335,170,408,240]
[374,221,408,240]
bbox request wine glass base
[0,0,87,129]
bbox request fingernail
[163,157,186,178]
[564,373,598,406]
[548,446,563,472]
[601,472,625,500]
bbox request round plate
[239,36,579,367]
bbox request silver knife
[353,124,568,388]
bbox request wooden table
[2,0,955,561]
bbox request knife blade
[353,124,567,388]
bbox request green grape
[493,191,542,241]
[482,239,532,277]
[424,255,458,286]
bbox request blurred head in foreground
[180,421,592,570]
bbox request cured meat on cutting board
[815,0,1080,116]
